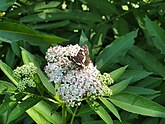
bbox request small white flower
[45,44,113,107]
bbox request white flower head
[45,44,113,107]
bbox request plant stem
[70,106,78,124]
[62,103,67,124]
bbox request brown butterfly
[68,45,90,69]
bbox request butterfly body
[68,45,90,69]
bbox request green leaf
[0,22,67,46]
[26,108,50,124]
[0,94,25,115]
[144,16,165,54]
[120,55,143,70]
[87,101,113,124]
[136,77,162,88]
[91,23,109,57]
[109,92,165,118]
[110,78,131,95]
[0,97,17,115]
[113,17,129,36]
[79,31,91,49]
[7,1,61,17]
[0,60,18,86]
[0,0,16,11]
[11,41,21,57]
[32,20,70,30]
[29,100,62,124]
[96,30,138,71]
[84,0,118,15]
[100,98,121,122]
[7,96,41,124]
[0,80,16,94]
[20,10,102,23]
[129,45,165,77]
[119,70,152,84]
[5,47,16,68]
[109,65,128,81]
[125,86,160,95]
[77,104,94,116]
[21,48,55,95]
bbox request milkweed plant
[1,42,165,124]
[11,44,114,124]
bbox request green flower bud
[13,62,37,92]
[102,84,113,96]
[98,73,114,86]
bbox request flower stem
[70,106,78,124]
[62,103,67,124]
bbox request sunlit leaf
[7,96,41,123]
[100,98,121,122]
[87,101,113,124]
[0,80,16,94]
[110,78,131,95]
[21,48,55,95]
[109,65,128,81]
[28,100,61,124]
[0,60,18,85]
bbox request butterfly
[68,45,90,69]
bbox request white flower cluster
[45,44,113,107]
[14,62,37,91]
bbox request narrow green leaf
[0,80,16,94]
[30,100,62,124]
[79,31,92,57]
[125,86,160,95]
[21,48,55,95]
[11,41,21,57]
[119,70,152,84]
[0,60,18,85]
[0,22,67,46]
[0,94,25,115]
[7,96,41,124]
[100,98,121,122]
[135,77,162,88]
[0,97,17,115]
[120,55,143,70]
[84,0,118,15]
[26,108,50,124]
[79,31,91,49]
[32,20,70,30]
[109,65,128,81]
[77,104,94,116]
[144,16,165,54]
[129,45,165,77]
[109,92,165,118]
[7,1,61,17]
[96,30,138,71]
[91,23,109,56]
[110,78,131,95]
[0,0,16,11]
[87,101,113,124]
[20,10,102,23]
[5,47,15,68]
[113,17,129,36]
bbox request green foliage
[0,0,165,124]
